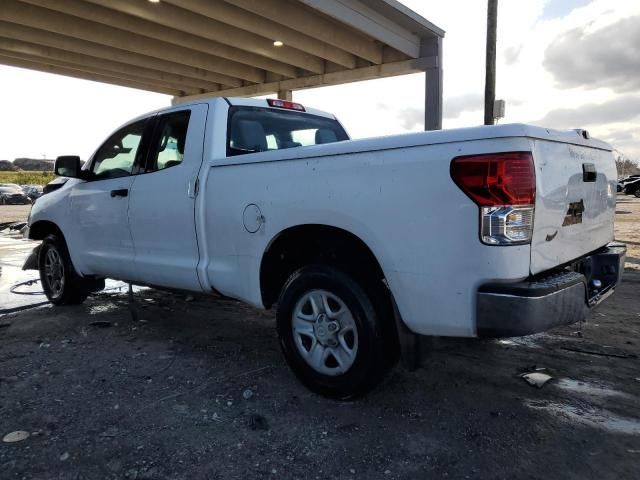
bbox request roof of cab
[224,97,337,120]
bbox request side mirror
[54,155,82,178]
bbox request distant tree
[0,160,20,171]
[13,158,55,171]
[615,155,640,178]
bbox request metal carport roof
[0,0,444,129]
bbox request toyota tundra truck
[24,97,626,398]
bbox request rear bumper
[476,242,626,337]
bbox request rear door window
[227,107,348,156]
[146,110,191,172]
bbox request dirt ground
[0,205,31,225]
[0,198,639,480]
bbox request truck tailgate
[530,134,616,275]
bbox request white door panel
[67,118,149,279]
[127,104,208,290]
[68,176,135,278]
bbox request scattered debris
[172,404,189,415]
[60,452,70,461]
[561,346,637,359]
[3,430,30,443]
[246,413,269,431]
[185,295,194,302]
[89,320,113,328]
[521,372,553,388]
[242,388,254,400]
[99,427,118,438]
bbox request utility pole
[484,0,498,125]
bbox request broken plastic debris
[521,372,552,388]
[2,431,30,443]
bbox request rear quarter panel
[199,136,533,337]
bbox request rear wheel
[276,265,395,399]
[635,189,640,198]
[39,234,95,305]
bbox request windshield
[227,106,348,157]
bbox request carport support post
[422,37,443,131]
[277,89,292,101]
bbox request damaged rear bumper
[476,242,626,337]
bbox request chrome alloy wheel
[44,247,65,299]
[292,289,359,376]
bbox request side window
[147,110,191,171]
[91,119,147,179]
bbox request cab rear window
[227,106,348,157]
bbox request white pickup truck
[25,97,625,398]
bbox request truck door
[68,118,150,279]
[126,104,208,290]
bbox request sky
[0,0,638,161]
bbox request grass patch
[0,171,56,185]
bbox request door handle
[110,189,129,198]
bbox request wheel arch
[29,220,66,242]
[259,224,387,309]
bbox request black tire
[39,234,91,305]
[276,265,395,399]
[635,189,640,198]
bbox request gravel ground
[0,197,639,480]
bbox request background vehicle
[622,178,640,196]
[24,97,625,398]
[0,184,32,205]
[21,184,44,201]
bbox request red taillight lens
[450,152,535,206]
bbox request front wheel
[39,234,91,305]
[635,189,640,198]
[276,265,395,399]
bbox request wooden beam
[0,54,181,96]
[2,0,246,86]
[18,0,263,83]
[174,56,438,103]
[162,0,356,69]
[79,0,323,76]
[225,0,383,64]
[0,21,227,90]
[0,39,207,95]
[78,0,298,79]
[299,0,421,58]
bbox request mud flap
[22,245,40,271]
[392,296,422,371]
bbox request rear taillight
[451,152,536,245]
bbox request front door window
[91,119,147,179]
